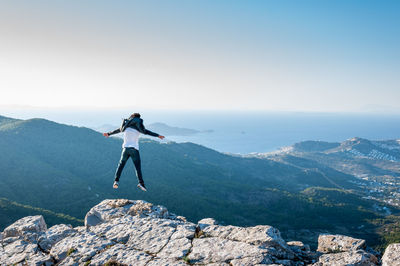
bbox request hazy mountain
[0,115,399,249]
[146,122,212,136]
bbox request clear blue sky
[0,0,399,112]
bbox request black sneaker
[113,181,119,189]
[137,183,147,192]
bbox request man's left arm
[137,120,164,139]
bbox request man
[103,113,165,191]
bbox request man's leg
[114,148,130,182]
[130,148,144,185]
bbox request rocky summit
[0,199,399,266]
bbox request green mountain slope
[0,115,399,249]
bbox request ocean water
[2,109,400,154]
[157,112,400,154]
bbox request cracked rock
[382,243,400,266]
[1,199,394,265]
[188,237,273,264]
[313,249,378,266]
[201,224,293,259]
[49,230,113,264]
[197,218,218,231]
[146,257,188,265]
[0,239,38,265]
[125,218,178,254]
[90,243,151,265]
[2,215,47,239]
[38,224,76,252]
[317,234,366,253]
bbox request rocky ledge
[1,199,399,265]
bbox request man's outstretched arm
[137,120,165,139]
[103,128,121,137]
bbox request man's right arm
[104,128,121,137]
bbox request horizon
[2,107,400,154]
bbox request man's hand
[103,133,109,138]
[158,135,165,140]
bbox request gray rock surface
[200,223,294,259]
[382,243,400,266]
[188,237,274,265]
[313,249,378,266]
[197,218,218,230]
[2,215,47,239]
[0,199,394,265]
[90,243,151,265]
[38,224,76,252]
[317,234,366,253]
[49,230,113,263]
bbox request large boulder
[317,234,366,253]
[188,237,274,265]
[200,223,294,259]
[382,243,400,266]
[84,199,174,227]
[313,250,378,266]
[2,215,47,239]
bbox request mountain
[2,199,398,265]
[147,122,210,136]
[0,115,400,250]
[289,137,400,162]
[257,137,400,207]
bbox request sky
[0,0,399,112]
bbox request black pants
[114,147,144,184]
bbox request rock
[314,249,378,266]
[1,235,23,245]
[84,199,174,227]
[0,239,38,265]
[197,218,218,230]
[147,258,188,265]
[287,241,311,253]
[27,252,54,266]
[125,218,178,254]
[230,255,274,266]
[201,224,293,259]
[107,198,133,208]
[90,243,151,265]
[0,199,388,265]
[84,209,104,228]
[382,243,400,266]
[188,237,274,264]
[157,223,196,259]
[38,224,77,252]
[317,234,366,253]
[2,215,47,239]
[49,230,113,264]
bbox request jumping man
[103,113,165,191]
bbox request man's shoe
[137,183,147,192]
[113,181,119,189]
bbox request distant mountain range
[291,137,400,162]
[92,122,213,137]
[0,115,399,250]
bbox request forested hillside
[0,115,399,249]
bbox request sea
[2,108,400,154]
